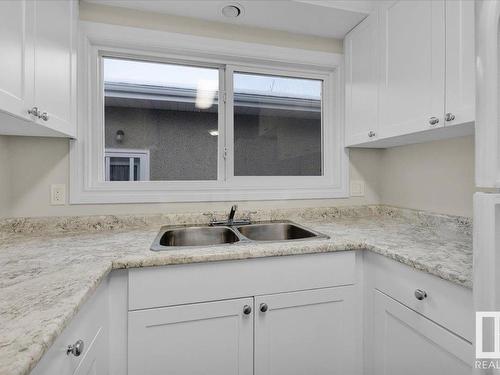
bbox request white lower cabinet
[30,252,474,375]
[255,286,357,375]
[128,298,254,375]
[364,252,473,375]
[372,290,471,375]
[30,281,109,375]
[127,286,356,375]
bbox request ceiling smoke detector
[221,3,243,19]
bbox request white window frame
[105,148,150,181]
[70,21,348,204]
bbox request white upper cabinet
[0,0,33,121]
[33,0,77,136]
[378,0,445,139]
[345,0,475,148]
[345,13,379,146]
[0,0,77,138]
[445,0,475,127]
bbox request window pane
[233,72,322,176]
[103,57,219,181]
[109,157,130,181]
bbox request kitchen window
[70,26,346,203]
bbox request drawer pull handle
[445,112,455,122]
[429,117,439,126]
[414,289,427,301]
[260,303,268,313]
[28,106,40,117]
[38,111,49,121]
[243,305,252,315]
[67,339,84,356]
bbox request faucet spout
[209,204,250,226]
[228,205,237,224]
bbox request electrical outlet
[350,180,365,197]
[50,184,66,205]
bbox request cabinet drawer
[373,289,472,374]
[365,251,473,341]
[30,281,108,375]
[129,251,356,310]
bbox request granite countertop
[0,205,472,375]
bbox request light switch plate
[50,184,66,205]
[350,180,365,197]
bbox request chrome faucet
[210,204,251,226]
[228,204,237,225]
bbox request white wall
[0,136,381,217]
[379,135,474,217]
[0,135,474,218]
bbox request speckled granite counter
[0,206,472,375]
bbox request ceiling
[82,0,374,39]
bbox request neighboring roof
[104,82,321,119]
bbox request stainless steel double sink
[150,221,328,251]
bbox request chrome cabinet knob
[429,117,439,126]
[368,130,376,138]
[414,289,427,301]
[28,106,40,117]
[259,303,268,313]
[243,305,252,315]
[66,339,84,356]
[39,112,49,121]
[444,112,455,122]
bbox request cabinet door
[32,0,76,136]
[345,12,379,146]
[372,290,472,375]
[128,298,254,375]
[378,0,445,138]
[0,0,33,120]
[72,328,106,375]
[444,0,475,127]
[255,286,358,375]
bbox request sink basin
[235,222,326,242]
[150,221,328,251]
[151,226,241,250]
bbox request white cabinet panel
[0,0,32,120]
[72,328,106,375]
[345,13,379,146]
[33,0,76,135]
[475,1,500,187]
[378,0,445,138]
[445,0,475,127]
[0,0,76,137]
[128,252,355,310]
[254,286,358,375]
[372,290,472,375]
[128,298,254,375]
[30,281,109,375]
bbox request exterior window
[103,57,219,181]
[71,32,345,204]
[105,149,150,181]
[233,72,322,176]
